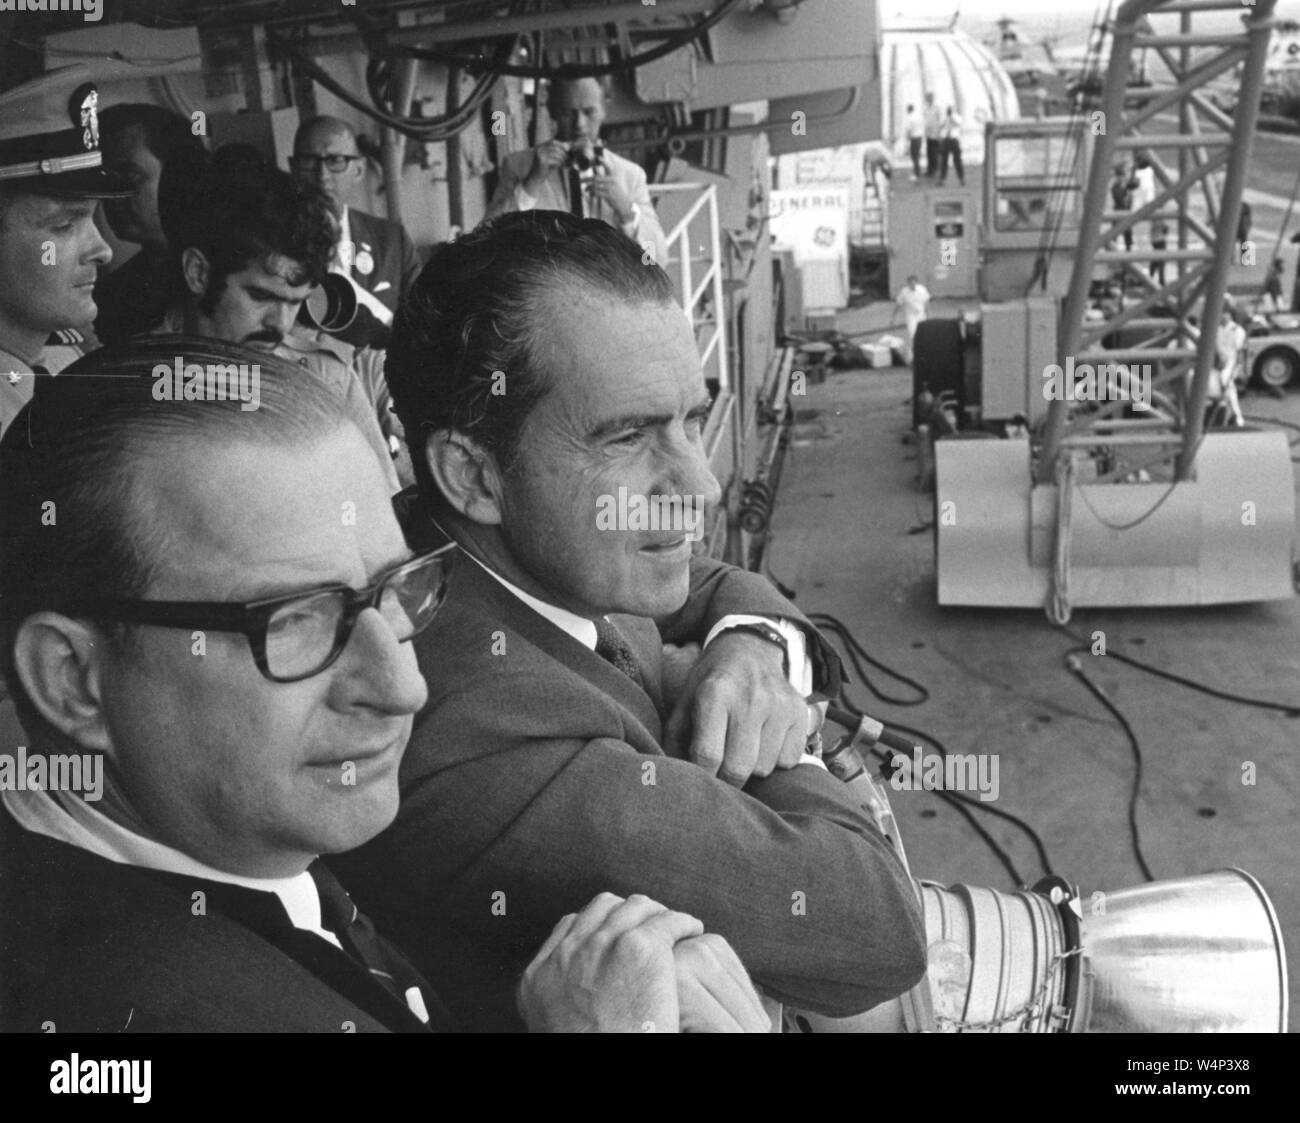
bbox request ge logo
[812,225,836,247]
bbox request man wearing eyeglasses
[291,116,423,347]
[0,336,768,1033]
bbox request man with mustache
[153,143,410,487]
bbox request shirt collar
[466,552,599,650]
[2,785,338,947]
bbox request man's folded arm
[387,713,927,1017]
[659,556,843,694]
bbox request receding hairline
[87,416,384,591]
[515,279,685,413]
[550,77,606,105]
[295,116,359,153]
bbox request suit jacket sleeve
[658,556,843,695]
[382,668,927,1020]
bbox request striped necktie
[595,616,642,686]
[568,165,585,217]
[310,862,414,1008]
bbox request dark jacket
[345,208,423,317]
[331,552,928,1031]
[0,808,450,1032]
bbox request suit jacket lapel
[451,551,666,738]
[153,873,437,1033]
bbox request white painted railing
[648,183,729,397]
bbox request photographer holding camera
[486,77,668,266]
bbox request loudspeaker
[787,869,1287,1033]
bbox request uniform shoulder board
[47,328,85,346]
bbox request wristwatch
[712,621,790,680]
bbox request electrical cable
[806,615,1059,887]
[881,719,1057,882]
[391,0,743,79]
[805,612,929,706]
[822,703,1043,887]
[1063,648,1156,881]
[264,24,507,140]
[1051,621,1300,716]
[1241,413,1300,460]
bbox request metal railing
[649,181,739,560]
[649,182,730,399]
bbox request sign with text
[770,188,850,311]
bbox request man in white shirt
[1210,307,1246,426]
[0,336,767,1033]
[1132,153,1158,250]
[485,77,668,266]
[895,274,932,354]
[923,93,943,178]
[938,107,965,187]
[901,103,924,179]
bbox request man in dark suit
[332,211,928,1030]
[93,103,208,345]
[291,116,423,349]
[0,338,767,1033]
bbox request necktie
[568,165,585,218]
[310,863,412,1007]
[595,617,642,686]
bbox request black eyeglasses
[290,154,364,173]
[68,546,454,684]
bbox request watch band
[713,621,790,680]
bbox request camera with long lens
[297,272,358,335]
[565,140,606,177]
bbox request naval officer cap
[0,66,134,199]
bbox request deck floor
[768,299,1299,1031]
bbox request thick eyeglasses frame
[65,545,455,684]
[290,154,365,173]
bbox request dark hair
[386,209,675,500]
[0,336,353,729]
[99,103,209,177]
[161,144,334,310]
